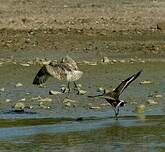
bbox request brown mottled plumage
[33,56,83,93]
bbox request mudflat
[0,0,165,59]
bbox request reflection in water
[0,115,164,152]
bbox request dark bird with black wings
[33,56,83,93]
[88,70,142,119]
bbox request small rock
[49,90,62,95]
[135,104,146,113]
[129,58,136,63]
[0,62,4,66]
[31,96,41,100]
[5,99,11,102]
[77,84,82,88]
[38,97,52,102]
[89,106,101,110]
[27,61,33,65]
[20,63,30,67]
[147,99,158,105]
[83,60,97,65]
[102,57,110,63]
[16,83,23,87]
[63,5,68,8]
[65,102,71,107]
[130,101,138,105]
[140,80,153,84]
[97,87,105,92]
[19,98,26,101]
[14,102,25,112]
[63,98,76,103]
[78,89,87,95]
[0,88,5,92]
[112,59,117,63]
[42,61,51,65]
[155,94,163,98]
[119,59,126,63]
[39,102,50,109]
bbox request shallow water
[0,115,164,152]
[0,61,164,151]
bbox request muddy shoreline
[0,28,165,61]
[0,0,165,60]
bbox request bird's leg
[115,107,120,120]
[73,81,78,89]
[67,82,71,93]
[73,81,79,94]
[113,107,119,120]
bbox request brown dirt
[0,0,165,59]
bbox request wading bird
[33,56,83,93]
[88,70,142,119]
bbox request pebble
[0,62,4,66]
[97,87,105,92]
[15,83,23,87]
[19,98,26,101]
[129,58,136,63]
[119,59,126,63]
[31,96,42,101]
[140,80,153,84]
[102,57,110,63]
[20,63,30,67]
[14,102,25,112]
[49,90,62,95]
[38,97,52,102]
[83,60,97,65]
[89,106,101,110]
[5,99,11,102]
[77,84,82,88]
[65,102,72,107]
[78,89,87,95]
[135,104,146,113]
[155,94,163,98]
[112,59,117,63]
[147,99,158,105]
[0,88,5,92]
[63,98,76,103]
[39,102,50,109]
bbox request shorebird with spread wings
[88,70,142,119]
[33,56,83,93]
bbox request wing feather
[33,66,50,85]
[113,70,142,96]
[45,64,66,80]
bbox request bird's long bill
[88,94,115,101]
[88,94,104,98]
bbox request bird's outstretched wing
[33,65,50,85]
[113,70,142,96]
[33,64,66,85]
